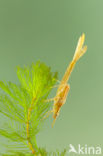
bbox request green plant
[0,61,67,156]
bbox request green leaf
[0,129,26,142]
[0,61,58,155]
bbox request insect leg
[53,78,61,83]
[44,97,55,103]
[50,85,60,89]
[42,110,53,120]
[52,118,56,127]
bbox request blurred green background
[0,0,103,155]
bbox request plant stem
[26,97,36,155]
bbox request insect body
[45,33,87,127]
[52,84,70,124]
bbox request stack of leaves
[0,61,62,155]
